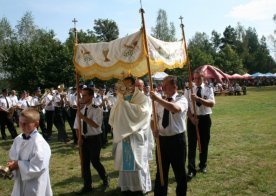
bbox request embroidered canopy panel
[74,30,187,80]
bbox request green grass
[0,86,276,196]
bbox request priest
[109,76,153,194]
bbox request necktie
[83,107,88,134]
[4,97,9,108]
[196,86,202,107]
[162,97,173,128]
[26,100,30,107]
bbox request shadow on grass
[0,139,13,150]
[54,175,122,196]
[57,188,122,196]
[50,143,77,155]
[47,132,115,157]
[53,175,82,186]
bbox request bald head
[135,79,144,91]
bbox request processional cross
[72,18,78,30]
[179,16,184,28]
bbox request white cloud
[228,0,276,21]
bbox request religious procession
[0,9,214,195]
[1,74,214,196]
[1,1,275,196]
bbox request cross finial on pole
[139,0,143,9]
[72,18,78,44]
[72,18,78,29]
[179,16,184,28]
[139,0,144,14]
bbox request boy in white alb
[7,108,52,196]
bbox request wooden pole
[179,16,202,153]
[139,8,164,186]
[72,18,84,177]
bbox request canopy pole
[72,18,84,177]
[139,8,164,186]
[179,16,202,153]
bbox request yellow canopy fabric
[74,30,187,80]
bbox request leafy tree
[2,29,73,91]
[151,9,176,41]
[169,22,176,41]
[211,30,221,53]
[221,25,239,51]
[93,19,119,42]
[268,14,276,60]
[0,17,14,47]
[254,36,275,73]
[188,32,215,68]
[235,22,245,41]
[15,12,37,43]
[215,44,244,74]
[244,27,259,54]
[241,27,261,72]
[0,17,14,82]
[234,23,246,56]
[0,12,75,91]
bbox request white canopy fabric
[74,30,186,80]
[152,72,168,80]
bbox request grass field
[0,86,276,196]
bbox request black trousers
[12,110,19,126]
[154,133,187,196]
[69,107,77,143]
[54,107,68,141]
[101,111,111,146]
[39,112,47,139]
[0,111,17,139]
[81,134,107,188]
[45,110,54,137]
[187,114,211,173]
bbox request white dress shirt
[184,84,215,116]
[155,93,188,136]
[74,103,103,136]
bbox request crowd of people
[1,71,216,196]
[200,77,276,97]
[0,84,114,144]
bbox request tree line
[0,10,275,92]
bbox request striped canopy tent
[242,73,253,79]
[264,72,276,77]
[194,65,229,83]
[224,73,232,79]
[251,72,265,77]
[74,30,187,80]
[231,73,244,79]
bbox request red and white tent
[194,65,229,83]
[231,73,243,79]
[242,73,252,79]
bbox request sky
[0,0,275,52]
